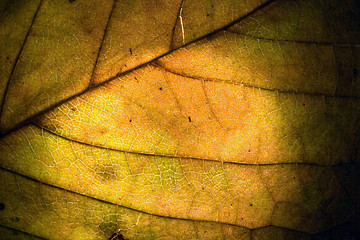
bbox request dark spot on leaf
[204,230,207,233]
[0,203,4,210]
[302,103,306,107]
[69,0,76,3]
[99,128,107,135]
[86,28,93,34]
[353,68,358,78]
[134,77,137,80]
[129,48,132,55]
[211,4,214,8]
[95,164,116,182]
[206,13,210,17]
[202,186,205,190]
[159,87,162,91]
[248,149,251,152]
[250,203,253,206]
[188,116,191,122]
[129,119,132,122]
[110,232,127,240]
[6,56,9,60]
[12,217,20,222]
[29,30,37,36]
[71,107,76,111]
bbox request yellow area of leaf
[92,0,271,85]
[0,124,354,234]
[170,0,268,48]
[0,168,250,240]
[36,61,360,166]
[0,0,360,239]
[90,0,182,85]
[0,125,273,229]
[158,32,360,97]
[0,0,269,134]
[0,0,41,109]
[1,0,114,133]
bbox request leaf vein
[224,29,360,46]
[0,0,276,137]
[153,62,360,99]
[0,166,251,229]
[32,123,336,167]
[0,224,47,240]
[88,0,118,87]
[0,0,43,123]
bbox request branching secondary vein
[225,29,360,47]
[88,0,118,88]
[152,62,360,99]
[0,0,275,137]
[0,0,43,124]
[31,123,336,167]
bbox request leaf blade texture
[0,0,359,239]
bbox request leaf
[0,0,269,134]
[0,0,360,239]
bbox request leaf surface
[0,0,360,239]
[0,0,270,134]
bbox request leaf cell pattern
[0,0,359,239]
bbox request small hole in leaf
[0,203,4,210]
[159,87,162,91]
